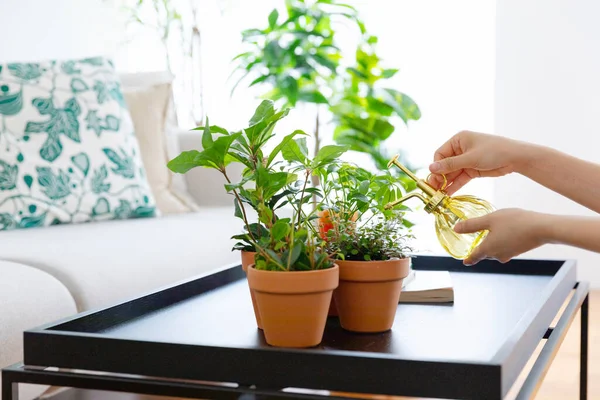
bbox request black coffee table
[2,256,589,400]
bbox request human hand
[454,208,549,265]
[428,131,524,195]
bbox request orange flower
[317,209,358,240]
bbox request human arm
[455,208,600,265]
[429,131,600,214]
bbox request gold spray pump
[385,155,495,260]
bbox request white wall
[495,0,600,286]
[0,0,121,63]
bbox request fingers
[433,138,457,162]
[454,215,490,234]
[429,153,477,175]
[456,216,490,266]
[444,171,473,195]
[464,245,487,266]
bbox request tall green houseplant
[231,0,421,171]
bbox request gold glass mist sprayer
[385,155,495,260]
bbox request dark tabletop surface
[97,271,551,364]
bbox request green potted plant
[168,101,292,329]
[231,0,421,172]
[168,100,348,347]
[318,163,414,333]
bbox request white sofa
[0,128,244,398]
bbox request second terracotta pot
[334,258,410,333]
[328,293,339,317]
[240,251,262,330]
[247,264,339,348]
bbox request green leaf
[249,75,271,87]
[286,241,302,268]
[348,67,368,79]
[312,145,349,168]
[234,198,243,219]
[366,97,394,117]
[268,8,279,29]
[242,28,264,38]
[167,150,218,173]
[202,117,213,149]
[191,124,229,135]
[202,132,242,169]
[271,220,289,241]
[209,125,229,135]
[259,170,291,200]
[245,109,290,147]
[282,137,308,164]
[232,51,253,61]
[402,219,415,228]
[349,192,369,203]
[281,76,298,105]
[264,249,283,267]
[267,130,305,167]
[311,53,337,72]
[381,68,399,79]
[359,180,370,195]
[249,100,275,126]
[382,88,422,123]
[298,91,329,104]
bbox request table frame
[3,282,588,400]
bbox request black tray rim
[22,255,577,399]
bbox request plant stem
[222,169,255,242]
[311,107,320,209]
[297,169,310,226]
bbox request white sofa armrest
[174,131,244,207]
[0,261,77,400]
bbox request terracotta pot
[247,264,339,348]
[334,258,410,333]
[328,290,338,317]
[240,251,262,330]
[240,251,256,270]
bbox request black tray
[24,255,576,399]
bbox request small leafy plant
[318,163,414,261]
[167,100,347,271]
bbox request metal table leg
[1,369,18,400]
[516,282,590,400]
[581,294,589,400]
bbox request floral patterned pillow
[0,57,158,230]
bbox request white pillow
[0,56,158,230]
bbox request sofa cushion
[123,81,198,214]
[0,260,77,399]
[0,208,243,311]
[0,57,157,230]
